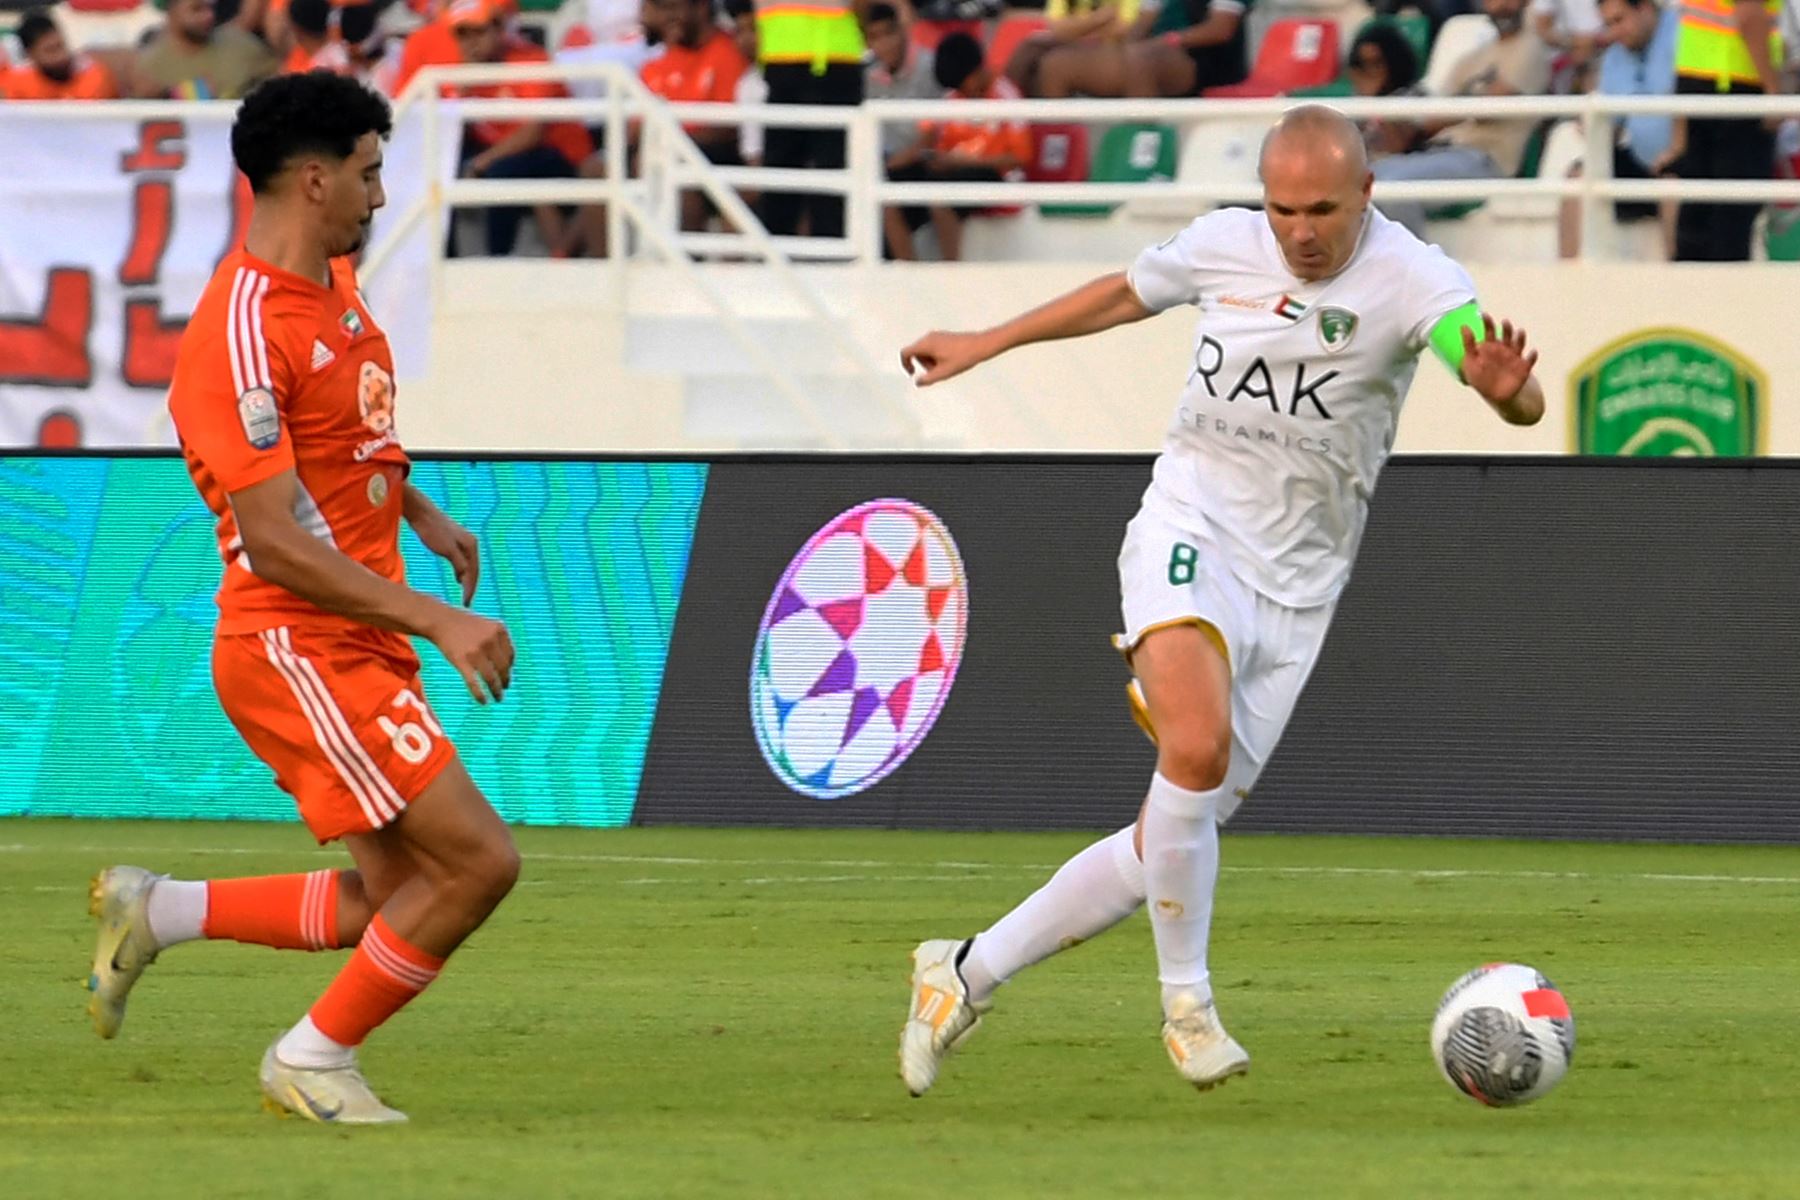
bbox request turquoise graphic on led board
[0,457,706,827]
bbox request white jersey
[1126,206,1476,608]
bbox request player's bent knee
[461,833,521,911]
[1157,725,1230,793]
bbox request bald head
[1256,105,1373,281]
[1259,104,1368,182]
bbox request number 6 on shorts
[379,687,444,766]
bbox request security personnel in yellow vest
[756,0,869,238]
[1667,0,1783,259]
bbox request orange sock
[203,869,341,950]
[308,914,445,1048]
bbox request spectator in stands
[641,0,749,226]
[133,0,281,98]
[1002,0,1141,96]
[1350,20,1423,99]
[1031,0,1250,98]
[1349,20,1425,156]
[221,0,280,47]
[560,0,748,256]
[450,0,593,254]
[1369,0,1551,237]
[0,8,120,99]
[865,2,939,191]
[1665,0,1781,260]
[755,0,866,239]
[1530,0,1601,90]
[726,0,767,168]
[394,0,471,95]
[341,2,403,92]
[1557,0,1678,256]
[282,0,352,72]
[555,0,665,101]
[885,31,1031,261]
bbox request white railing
[400,65,1800,266]
[412,63,919,445]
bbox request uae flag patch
[1275,294,1309,322]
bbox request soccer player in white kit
[895,106,1545,1095]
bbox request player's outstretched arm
[232,469,514,703]
[900,270,1154,387]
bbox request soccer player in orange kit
[85,71,520,1126]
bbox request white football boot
[87,865,163,1039]
[899,938,991,1097]
[1161,990,1250,1091]
[259,1043,409,1125]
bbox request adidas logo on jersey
[310,339,336,371]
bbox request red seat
[66,0,146,10]
[1203,19,1339,98]
[911,18,983,51]
[1025,123,1090,184]
[986,14,1049,73]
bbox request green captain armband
[1427,302,1485,378]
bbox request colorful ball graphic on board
[750,499,969,800]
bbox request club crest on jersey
[1318,307,1358,353]
[1274,294,1309,322]
[358,361,394,434]
[339,308,365,338]
[237,387,281,450]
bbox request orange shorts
[214,625,457,843]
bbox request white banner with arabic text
[0,103,453,448]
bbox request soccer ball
[750,499,969,800]
[1430,962,1575,1107]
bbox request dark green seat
[1042,122,1179,218]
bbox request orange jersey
[283,38,352,75]
[0,57,119,100]
[168,248,412,638]
[639,31,746,107]
[926,78,1033,166]
[452,43,593,167]
[393,15,461,94]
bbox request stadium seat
[1025,122,1091,184]
[1290,77,1354,97]
[1534,117,1584,183]
[65,0,143,12]
[1203,18,1339,98]
[987,13,1049,73]
[911,18,982,50]
[1421,13,1495,96]
[1043,122,1177,217]
[1177,117,1270,188]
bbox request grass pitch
[3,820,1799,1199]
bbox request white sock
[145,879,207,949]
[275,1014,355,1069]
[1142,772,1222,1014]
[959,826,1145,1004]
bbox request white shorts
[1116,506,1335,822]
